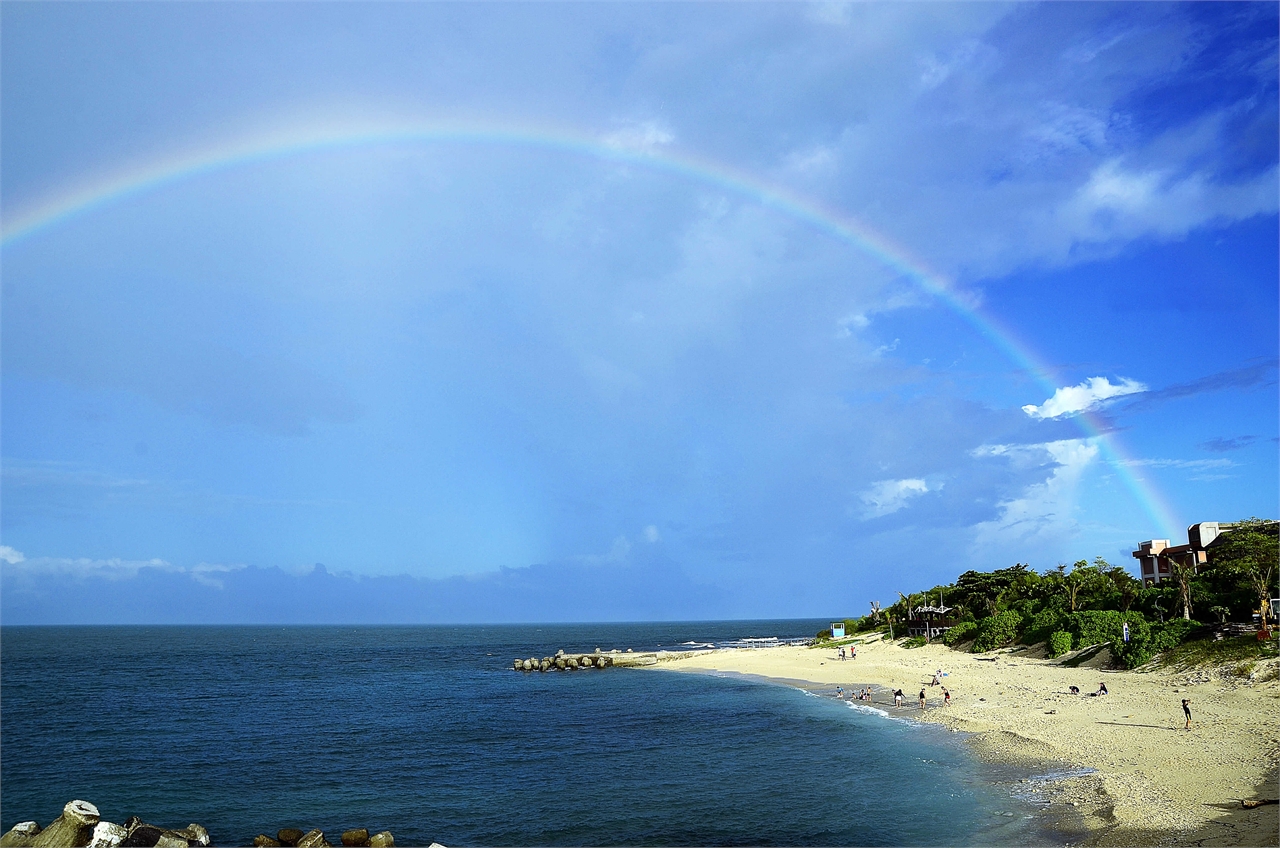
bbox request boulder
[296,830,329,848]
[596,657,607,668]
[538,660,549,671]
[121,820,164,848]
[153,835,188,848]
[34,801,100,848]
[1,823,42,848]
[86,822,127,848]
[252,837,280,847]
[277,829,304,847]
[513,659,522,671]
[567,658,579,669]
[173,826,208,847]
[368,833,394,848]
[554,658,566,669]
[340,829,369,847]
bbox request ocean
[1,624,1067,846]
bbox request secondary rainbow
[0,118,1184,538]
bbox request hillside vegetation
[825,517,1278,669]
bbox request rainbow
[0,118,1183,538]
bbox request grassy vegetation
[1155,635,1278,671]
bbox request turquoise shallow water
[1,624,1065,846]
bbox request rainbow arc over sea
[0,117,1183,539]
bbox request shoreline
[649,638,1279,847]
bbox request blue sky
[2,2,1276,623]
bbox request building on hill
[1133,522,1232,588]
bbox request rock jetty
[0,801,209,848]
[512,648,711,671]
[0,802,419,848]
[251,827,396,847]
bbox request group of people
[837,646,857,660]
[883,686,949,709]
[1067,682,1108,697]
[834,685,873,701]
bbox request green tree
[1210,518,1279,628]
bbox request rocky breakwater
[0,801,209,848]
[251,827,398,848]
[513,648,710,672]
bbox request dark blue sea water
[1,624,1065,846]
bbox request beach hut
[906,604,956,640]
[830,622,846,639]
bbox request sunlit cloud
[1022,376,1146,419]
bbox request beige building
[1132,522,1227,588]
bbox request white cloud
[0,546,26,565]
[2,555,246,588]
[602,120,675,151]
[860,478,932,518]
[1022,376,1146,419]
[643,525,661,543]
[971,438,1099,550]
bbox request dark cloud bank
[0,555,729,625]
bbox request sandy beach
[653,638,1280,847]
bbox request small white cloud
[1022,376,1146,419]
[0,545,26,565]
[602,121,675,151]
[860,478,932,518]
[783,144,837,176]
[643,525,661,543]
[873,338,901,357]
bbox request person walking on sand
[893,689,904,708]
[942,686,950,706]
[839,647,845,661]
[919,689,926,710]
[1182,698,1191,730]
[851,646,857,659]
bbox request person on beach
[894,689,904,708]
[942,686,951,706]
[1069,686,1080,695]
[1182,698,1191,730]
[1096,682,1108,696]
[918,689,926,710]
[836,685,844,699]
[839,647,845,661]
[931,672,940,686]
[851,646,857,659]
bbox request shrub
[902,636,927,649]
[1022,608,1066,646]
[972,610,1023,652]
[1065,610,1143,648]
[1113,618,1202,668]
[815,629,832,640]
[1048,630,1073,658]
[942,620,977,646]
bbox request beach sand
[652,638,1280,847]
